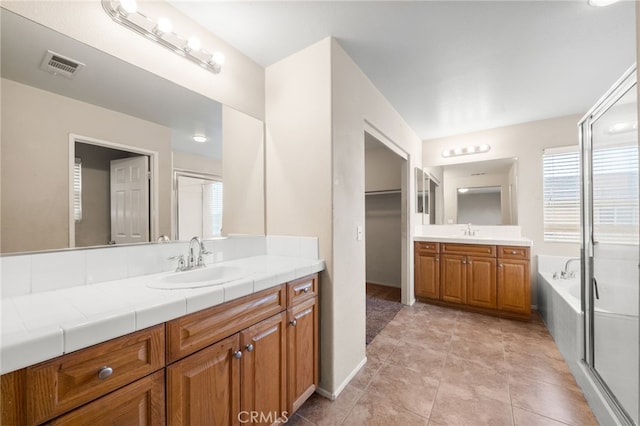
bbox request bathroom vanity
[414,237,531,320]
[1,273,319,425]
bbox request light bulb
[454,148,462,155]
[155,17,172,34]
[210,51,225,66]
[458,188,469,194]
[186,37,201,52]
[479,144,490,152]
[441,150,451,158]
[193,135,207,143]
[119,0,137,14]
[588,0,620,6]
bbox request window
[73,158,82,222]
[543,145,639,244]
[202,181,223,238]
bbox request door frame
[172,169,222,240]
[364,120,412,306]
[68,134,159,248]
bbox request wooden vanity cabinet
[286,275,319,415]
[1,325,166,426]
[497,246,531,317]
[414,242,440,299]
[1,275,320,425]
[414,241,529,320]
[440,244,496,308]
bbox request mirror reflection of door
[74,142,151,247]
[175,173,223,240]
[110,156,150,244]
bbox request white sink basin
[147,266,251,289]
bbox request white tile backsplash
[85,247,128,284]
[31,251,85,293]
[1,235,321,298]
[1,255,31,297]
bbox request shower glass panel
[581,66,639,425]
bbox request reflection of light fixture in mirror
[442,144,491,158]
[458,188,469,194]
[608,121,637,135]
[102,0,225,74]
[193,135,208,143]
[588,0,620,6]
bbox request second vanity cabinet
[415,242,530,320]
[1,274,319,426]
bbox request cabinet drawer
[27,325,164,425]
[287,274,318,306]
[415,241,439,253]
[441,243,496,257]
[498,246,530,260]
[47,370,165,426]
[167,284,286,362]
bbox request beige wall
[172,151,223,177]
[423,114,583,306]
[222,106,265,235]
[1,79,172,253]
[265,38,333,391]
[365,143,404,192]
[1,1,265,120]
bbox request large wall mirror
[426,157,518,225]
[0,10,264,254]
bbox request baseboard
[315,356,368,401]
[365,281,400,288]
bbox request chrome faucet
[188,236,211,269]
[561,257,580,279]
[464,223,476,236]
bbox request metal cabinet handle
[98,366,113,380]
[435,256,439,262]
[245,344,254,352]
[499,263,504,268]
[233,350,242,359]
[302,287,309,293]
[511,250,517,255]
[290,319,297,327]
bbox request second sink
[147,265,251,289]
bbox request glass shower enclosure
[579,65,639,425]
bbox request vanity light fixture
[441,144,491,158]
[193,135,208,143]
[458,188,469,194]
[588,0,620,6]
[102,0,225,74]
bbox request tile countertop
[414,235,533,247]
[0,255,325,375]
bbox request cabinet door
[497,259,531,315]
[240,312,287,426]
[415,252,440,299]
[167,334,241,426]
[287,297,318,415]
[466,256,497,308]
[48,370,165,426]
[441,255,466,304]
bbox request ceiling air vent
[40,50,85,79]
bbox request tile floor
[289,301,597,426]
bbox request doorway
[364,131,407,343]
[69,135,157,248]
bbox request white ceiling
[170,0,636,140]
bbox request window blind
[543,149,581,242]
[592,144,639,244]
[543,144,639,244]
[202,181,223,238]
[73,158,82,222]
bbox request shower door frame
[579,64,638,426]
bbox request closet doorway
[364,131,407,344]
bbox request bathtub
[538,255,639,425]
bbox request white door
[110,156,149,244]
